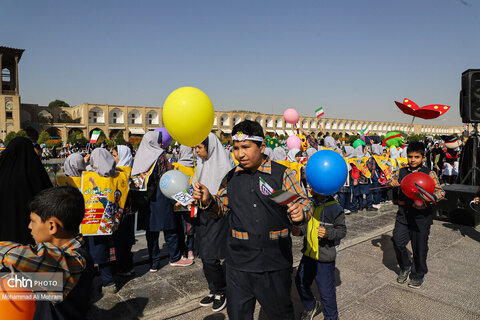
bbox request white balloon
[159,170,190,199]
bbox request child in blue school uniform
[293,189,346,320]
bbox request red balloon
[400,172,436,203]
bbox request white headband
[232,132,264,142]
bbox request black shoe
[408,277,424,288]
[212,294,227,312]
[199,294,215,306]
[366,207,378,211]
[396,267,411,284]
[300,300,321,320]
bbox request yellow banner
[131,162,156,191]
[352,157,371,179]
[397,157,408,168]
[57,176,82,189]
[80,171,129,235]
[171,163,195,184]
[373,155,393,180]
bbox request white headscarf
[353,145,365,159]
[64,153,86,177]
[116,145,133,167]
[193,133,234,195]
[287,148,301,162]
[132,131,164,175]
[305,148,317,159]
[324,136,339,152]
[371,144,384,156]
[400,147,407,158]
[343,146,355,159]
[88,148,116,177]
[272,147,287,161]
[389,147,399,160]
[264,148,274,159]
[178,145,194,167]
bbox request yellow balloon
[163,87,214,147]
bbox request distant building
[0,46,462,143]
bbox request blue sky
[2,0,479,126]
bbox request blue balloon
[305,150,348,196]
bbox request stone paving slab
[88,206,480,320]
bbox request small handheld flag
[90,130,102,144]
[315,107,324,118]
[360,126,370,136]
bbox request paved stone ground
[87,204,480,320]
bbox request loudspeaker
[461,69,480,123]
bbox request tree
[348,135,359,145]
[4,131,17,145]
[67,130,83,144]
[48,99,70,108]
[114,131,126,145]
[16,130,28,138]
[37,131,51,145]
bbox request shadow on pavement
[87,297,149,320]
[371,234,402,273]
[258,266,342,320]
[442,222,480,243]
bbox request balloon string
[192,147,205,210]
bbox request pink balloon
[284,108,299,124]
[287,135,302,150]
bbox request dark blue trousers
[146,229,181,268]
[295,256,338,320]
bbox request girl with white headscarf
[370,144,385,207]
[111,145,136,276]
[132,131,193,271]
[172,145,196,260]
[85,148,118,291]
[305,148,317,159]
[193,133,234,307]
[64,153,86,177]
[338,146,357,214]
[272,147,287,161]
[352,145,377,212]
[263,147,274,160]
[287,148,302,163]
[114,145,133,167]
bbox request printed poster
[80,171,129,235]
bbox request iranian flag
[360,126,370,136]
[315,107,324,118]
[90,130,102,143]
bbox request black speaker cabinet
[436,184,480,227]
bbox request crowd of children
[0,121,460,320]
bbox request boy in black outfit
[0,186,94,320]
[193,120,313,320]
[388,142,445,288]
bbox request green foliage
[16,130,28,138]
[67,131,83,144]
[106,140,115,148]
[77,137,88,147]
[114,131,126,145]
[332,133,340,140]
[4,131,17,145]
[348,135,359,145]
[407,134,426,143]
[48,99,70,108]
[169,139,177,148]
[37,131,51,144]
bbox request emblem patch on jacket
[259,177,275,195]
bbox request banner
[57,176,82,189]
[80,171,129,235]
[397,157,408,168]
[373,155,393,180]
[131,161,156,191]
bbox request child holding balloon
[388,142,445,288]
[293,189,346,320]
[193,120,313,320]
